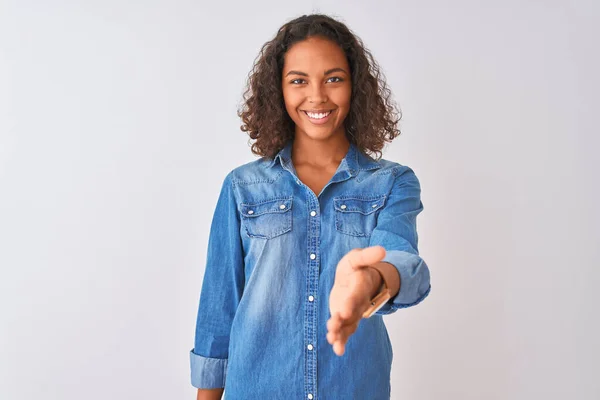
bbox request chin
[298,126,337,141]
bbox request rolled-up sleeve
[190,171,244,388]
[369,166,431,315]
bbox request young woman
[190,13,431,400]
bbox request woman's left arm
[327,166,431,355]
[367,165,431,315]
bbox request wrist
[366,266,384,298]
[368,261,400,298]
[362,265,392,319]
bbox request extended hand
[327,246,386,356]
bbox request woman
[190,13,431,400]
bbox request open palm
[327,246,386,356]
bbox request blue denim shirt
[190,141,431,399]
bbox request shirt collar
[266,140,293,169]
[265,140,381,174]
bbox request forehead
[283,36,348,72]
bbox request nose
[308,82,328,104]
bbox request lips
[302,109,334,125]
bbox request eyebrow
[285,67,348,77]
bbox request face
[281,36,352,142]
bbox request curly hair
[238,13,401,160]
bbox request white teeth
[305,111,332,119]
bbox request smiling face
[281,36,352,142]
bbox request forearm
[367,261,401,298]
[196,388,224,400]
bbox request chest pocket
[240,197,293,239]
[333,195,387,237]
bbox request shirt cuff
[189,349,228,389]
[376,250,431,315]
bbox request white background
[1,1,598,399]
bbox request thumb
[342,246,386,271]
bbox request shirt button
[308,394,314,399]
[279,204,286,209]
[247,210,254,215]
[307,344,314,350]
[310,210,317,217]
[340,204,347,210]
[310,253,316,260]
[308,295,314,302]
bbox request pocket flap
[240,197,293,217]
[333,196,386,215]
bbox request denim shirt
[189,141,431,399]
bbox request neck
[291,133,351,168]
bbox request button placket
[304,199,320,400]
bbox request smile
[302,110,334,124]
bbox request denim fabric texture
[190,141,431,399]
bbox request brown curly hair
[238,13,401,160]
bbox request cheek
[342,87,352,107]
[331,86,352,109]
[334,89,352,119]
[282,89,301,113]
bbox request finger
[327,328,343,345]
[336,321,359,346]
[338,246,386,272]
[333,340,345,356]
[326,314,344,342]
[327,324,345,344]
[326,317,342,344]
[327,330,337,345]
[328,315,359,344]
[332,319,360,356]
[327,314,343,336]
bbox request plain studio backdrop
[1,1,598,399]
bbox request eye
[290,78,306,84]
[327,76,343,83]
